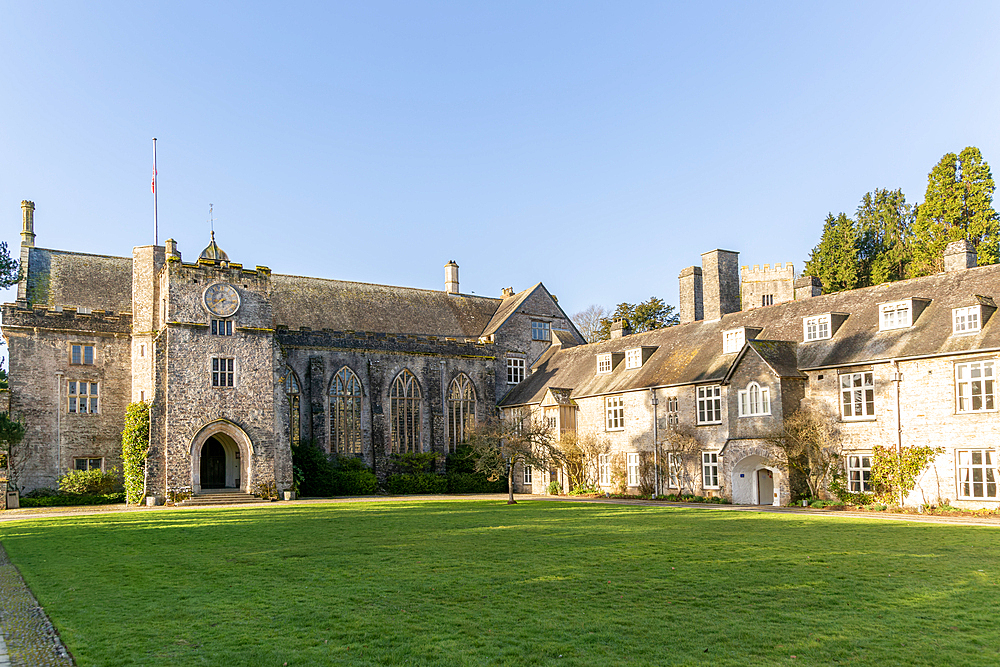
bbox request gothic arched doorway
[200,437,227,489]
[189,420,254,494]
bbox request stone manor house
[3,200,999,508]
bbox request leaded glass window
[390,370,422,453]
[331,366,363,454]
[285,369,300,446]
[448,374,476,452]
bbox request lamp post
[650,388,659,499]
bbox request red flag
[151,169,157,193]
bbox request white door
[757,469,774,505]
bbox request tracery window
[329,367,363,455]
[285,369,300,446]
[448,374,476,452]
[390,370,422,453]
[738,381,770,417]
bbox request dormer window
[953,306,982,334]
[722,328,745,354]
[880,301,912,330]
[803,315,831,341]
[531,321,551,341]
[625,349,642,369]
[597,354,612,374]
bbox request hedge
[385,473,448,495]
[20,492,126,508]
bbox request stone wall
[740,262,794,310]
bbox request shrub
[392,451,438,474]
[58,467,122,496]
[385,473,448,495]
[446,472,506,494]
[334,468,377,495]
[22,487,60,498]
[569,483,600,495]
[547,480,561,495]
[121,402,150,504]
[291,444,377,497]
[20,492,125,508]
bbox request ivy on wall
[870,444,942,505]
[121,402,150,504]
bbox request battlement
[741,262,795,280]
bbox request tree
[803,212,861,293]
[765,408,842,498]
[870,444,942,506]
[910,147,999,276]
[467,408,556,504]
[856,188,913,285]
[595,297,679,341]
[661,424,702,495]
[0,242,19,289]
[0,412,26,492]
[572,304,608,344]
[552,431,610,490]
[121,402,150,504]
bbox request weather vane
[209,204,214,236]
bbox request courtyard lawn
[0,502,998,667]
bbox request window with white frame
[697,385,722,424]
[212,358,234,387]
[71,344,95,365]
[68,381,99,414]
[803,315,831,341]
[544,407,557,429]
[627,452,640,487]
[880,301,911,330]
[74,457,103,471]
[702,452,719,488]
[531,321,550,341]
[666,396,678,426]
[762,294,774,307]
[667,453,682,488]
[955,360,995,413]
[523,466,533,485]
[840,372,875,419]
[507,357,525,385]
[211,319,233,336]
[625,349,642,369]
[738,381,770,417]
[953,306,981,334]
[598,454,611,486]
[846,455,872,493]
[597,354,612,374]
[722,329,745,354]
[606,395,625,430]
[957,449,997,499]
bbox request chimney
[502,287,515,297]
[610,318,631,339]
[444,260,459,294]
[944,239,977,272]
[794,276,822,300]
[701,249,740,320]
[20,200,35,247]
[679,266,703,324]
[164,238,181,260]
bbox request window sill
[605,428,625,432]
[841,416,877,422]
[738,413,771,418]
[697,421,723,426]
[956,409,999,415]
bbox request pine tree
[803,212,860,293]
[856,188,912,285]
[910,147,999,276]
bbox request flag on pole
[151,168,157,193]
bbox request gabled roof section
[541,387,577,407]
[479,282,585,344]
[270,274,501,337]
[723,340,806,384]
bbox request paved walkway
[0,493,996,666]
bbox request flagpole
[152,138,158,245]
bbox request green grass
[1,501,998,666]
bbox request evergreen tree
[803,212,860,293]
[856,188,913,285]
[910,147,999,276]
[595,297,678,341]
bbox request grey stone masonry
[678,266,703,324]
[701,249,741,320]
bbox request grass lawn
[0,501,998,666]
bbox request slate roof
[501,263,1000,406]
[25,247,133,314]
[270,274,503,337]
[480,285,537,337]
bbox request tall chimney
[445,260,459,294]
[701,249,740,320]
[794,276,822,299]
[610,318,631,339]
[944,239,977,272]
[678,266,703,324]
[20,200,35,247]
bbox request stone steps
[177,492,268,506]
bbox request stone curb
[0,543,74,666]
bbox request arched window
[330,366,363,455]
[389,370,422,453]
[284,369,301,446]
[448,374,476,452]
[738,381,770,417]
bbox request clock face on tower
[203,283,241,317]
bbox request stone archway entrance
[731,455,782,506]
[190,420,254,494]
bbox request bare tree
[553,431,611,490]
[467,408,556,504]
[661,425,703,495]
[764,408,843,498]
[572,304,608,344]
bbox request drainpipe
[55,371,64,481]
[891,359,903,506]
[650,388,659,498]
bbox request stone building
[503,242,1000,509]
[2,201,583,497]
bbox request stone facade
[2,202,583,497]
[741,262,795,310]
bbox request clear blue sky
[2,1,999,322]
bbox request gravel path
[0,543,73,666]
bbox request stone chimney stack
[678,266,704,324]
[944,239,977,272]
[794,276,822,300]
[164,238,181,260]
[444,260,459,294]
[502,287,515,298]
[610,318,631,339]
[701,249,740,320]
[20,200,35,247]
